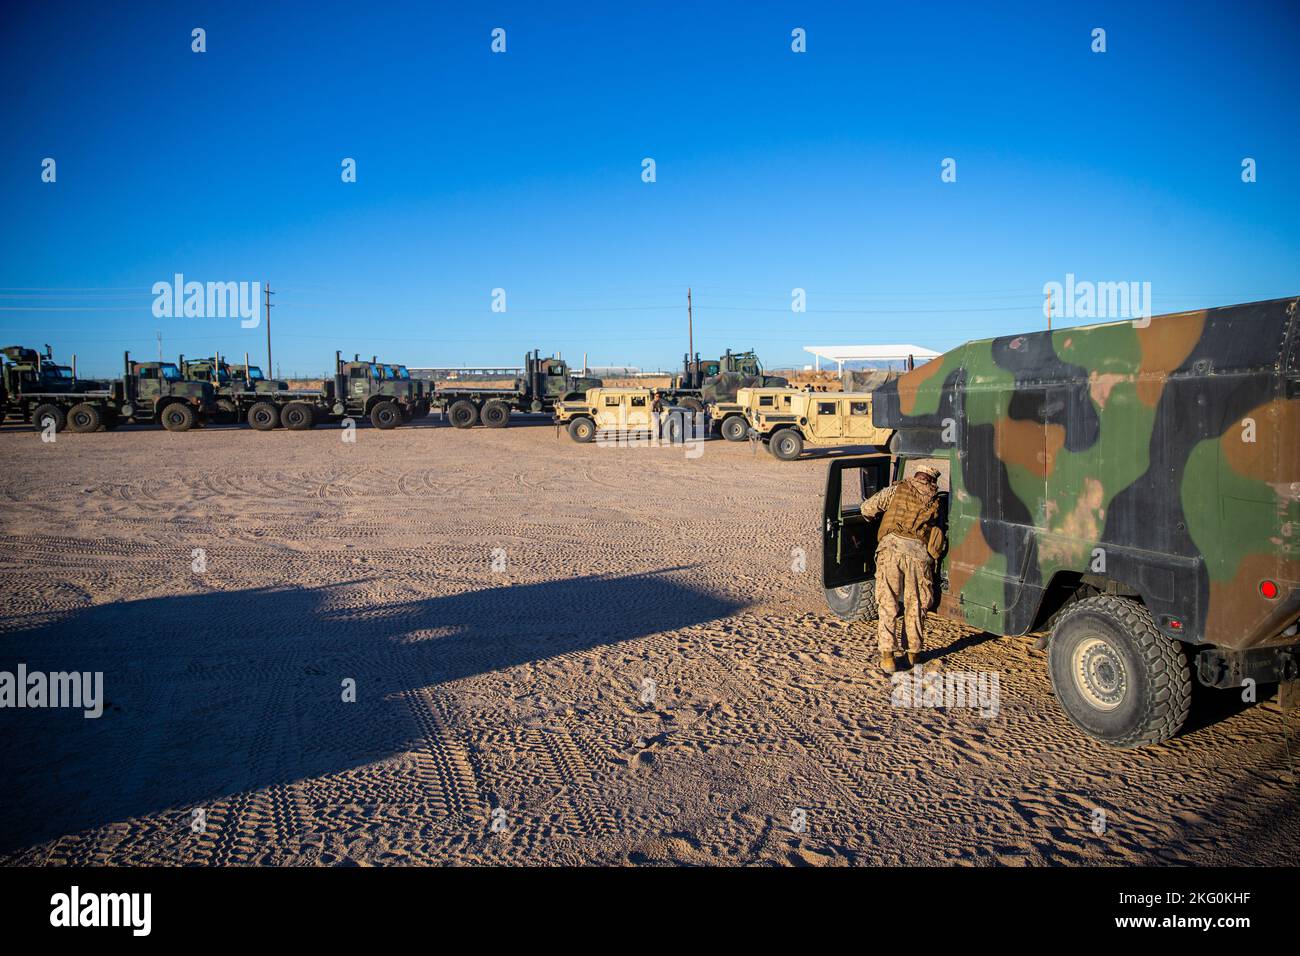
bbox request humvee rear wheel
[720,415,747,442]
[370,400,401,430]
[247,401,279,431]
[567,417,595,443]
[32,403,65,433]
[770,428,804,461]
[283,402,316,430]
[448,400,479,429]
[66,403,102,433]
[160,403,196,432]
[825,581,878,622]
[1047,595,1191,747]
[481,400,511,428]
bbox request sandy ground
[0,415,1296,867]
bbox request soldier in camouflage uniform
[861,465,943,674]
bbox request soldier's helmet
[916,465,941,481]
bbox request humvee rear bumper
[1196,644,1300,696]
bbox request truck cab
[331,353,422,429]
[522,352,600,409]
[123,358,215,429]
[671,348,789,416]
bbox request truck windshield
[392,366,410,380]
[369,364,381,379]
[47,367,73,380]
[216,370,231,384]
[159,364,182,382]
[247,367,264,381]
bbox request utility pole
[264,282,275,372]
[687,287,693,361]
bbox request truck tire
[770,428,804,461]
[370,401,402,430]
[825,581,878,622]
[567,417,596,443]
[160,403,196,432]
[247,401,279,431]
[32,403,65,433]
[1047,594,1191,747]
[282,402,316,430]
[481,400,511,428]
[720,414,748,442]
[66,402,102,433]
[448,400,479,429]
[214,399,239,425]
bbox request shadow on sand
[0,569,745,855]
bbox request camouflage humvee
[822,297,1300,746]
[554,387,690,444]
[741,387,893,460]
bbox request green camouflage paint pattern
[873,297,1300,650]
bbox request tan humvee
[554,387,691,443]
[738,386,893,460]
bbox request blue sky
[2,0,1298,377]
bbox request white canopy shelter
[803,344,941,373]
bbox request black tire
[32,403,65,433]
[66,402,102,434]
[770,428,804,461]
[282,402,315,430]
[247,401,279,431]
[567,417,595,443]
[160,403,196,432]
[1047,594,1191,747]
[481,400,511,428]
[825,581,878,622]
[448,400,479,429]
[720,414,748,442]
[370,400,401,430]
[214,399,239,425]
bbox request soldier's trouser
[875,547,934,654]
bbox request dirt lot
[0,416,1296,866]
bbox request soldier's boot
[879,652,897,675]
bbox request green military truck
[821,297,1300,747]
[179,354,335,430]
[434,350,600,428]
[329,352,428,429]
[1,347,215,432]
[662,349,789,436]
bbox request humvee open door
[822,453,954,622]
[821,455,891,621]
